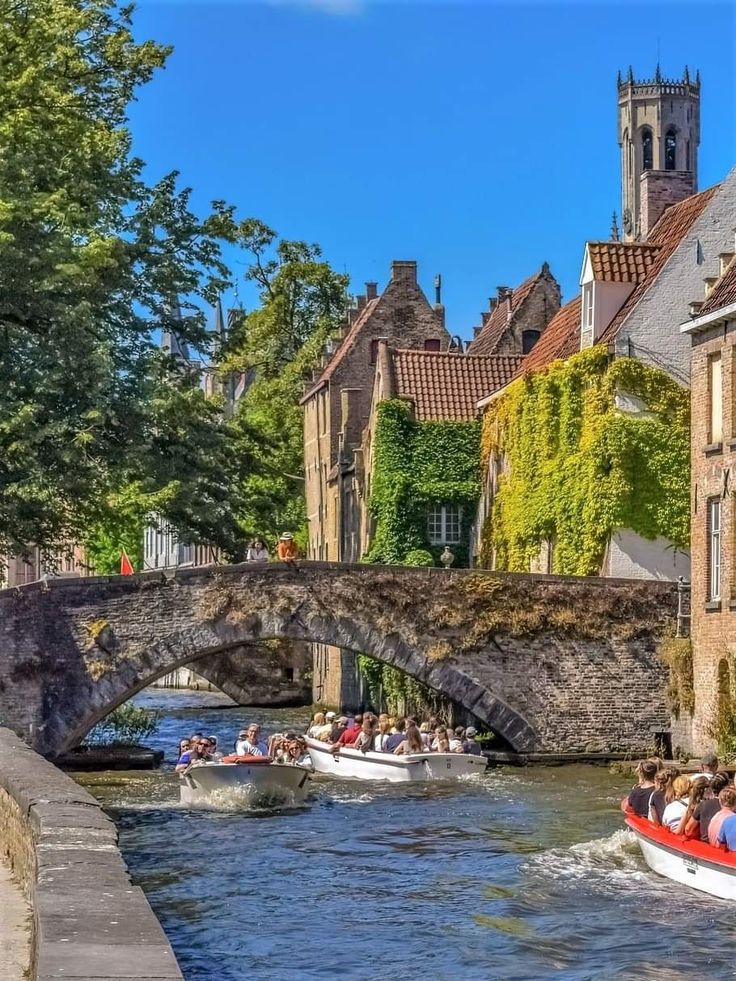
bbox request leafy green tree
[0,0,249,562]
[220,220,348,547]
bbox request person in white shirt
[691,751,719,781]
[662,775,692,831]
[246,539,269,563]
[235,724,268,756]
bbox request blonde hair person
[307,712,325,738]
[662,775,691,832]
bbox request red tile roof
[468,267,546,355]
[514,296,582,376]
[300,298,380,403]
[586,241,660,283]
[699,258,736,315]
[391,349,523,421]
[598,185,719,343]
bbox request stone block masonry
[0,727,182,980]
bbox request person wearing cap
[329,715,348,742]
[692,751,719,780]
[277,532,298,562]
[330,714,363,751]
[462,726,482,756]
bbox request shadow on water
[74,691,736,981]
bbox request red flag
[120,550,134,576]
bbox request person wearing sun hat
[277,532,298,562]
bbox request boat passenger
[235,724,268,757]
[329,716,348,742]
[317,712,337,741]
[419,722,432,749]
[661,775,691,831]
[329,714,363,751]
[246,538,270,563]
[307,713,327,738]
[647,766,680,826]
[432,727,450,753]
[385,719,406,753]
[394,724,424,755]
[692,751,719,781]
[450,727,465,753]
[623,761,658,818]
[673,776,710,837]
[178,739,191,757]
[353,718,376,753]
[708,786,736,845]
[374,718,391,753]
[462,726,482,756]
[686,771,730,841]
[176,740,207,772]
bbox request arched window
[665,129,677,170]
[522,329,540,354]
[641,128,653,171]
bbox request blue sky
[131,1,736,340]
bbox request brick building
[681,244,736,752]
[467,263,560,356]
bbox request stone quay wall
[0,727,182,980]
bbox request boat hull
[179,761,312,806]
[306,737,487,782]
[626,815,736,900]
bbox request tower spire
[611,211,620,242]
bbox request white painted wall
[594,281,635,342]
[603,528,690,581]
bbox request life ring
[221,754,273,765]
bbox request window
[581,283,594,347]
[424,339,441,352]
[370,339,379,364]
[522,329,540,354]
[708,497,722,601]
[665,129,677,170]
[641,128,653,171]
[427,504,462,544]
[709,352,723,444]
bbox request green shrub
[85,703,160,746]
[404,549,435,567]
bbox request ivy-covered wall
[365,399,481,567]
[480,346,690,575]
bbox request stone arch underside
[50,614,539,755]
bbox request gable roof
[468,267,547,355]
[300,298,380,403]
[392,349,523,421]
[699,259,736,315]
[586,241,660,283]
[598,185,719,344]
[514,296,582,376]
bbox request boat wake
[179,785,310,813]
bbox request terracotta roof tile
[587,241,660,283]
[300,298,380,403]
[699,258,736,315]
[514,296,582,376]
[598,185,719,343]
[392,349,523,421]
[468,268,545,355]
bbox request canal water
[76,690,734,980]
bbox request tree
[0,0,249,562]
[220,220,348,546]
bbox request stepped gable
[300,298,380,402]
[392,348,523,421]
[468,268,545,355]
[699,258,736,315]
[598,185,718,343]
[515,297,582,376]
[586,241,660,283]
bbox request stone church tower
[618,66,700,240]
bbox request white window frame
[427,504,462,545]
[581,283,594,347]
[709,497,721,602]
[709,351,723,445]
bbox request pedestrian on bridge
[277,533,298,563]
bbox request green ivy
[357,655,444,718]
[365,400,481,567]
[480,347,690,574]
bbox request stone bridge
[0,562,678,757]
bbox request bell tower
[618,65,700,240]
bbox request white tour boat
[179,757,313,806]
[306,737,487,783]
[626,814,736,900]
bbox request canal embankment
[0,727,182,980]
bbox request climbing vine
[357,655,447,718]
[365,400,481,567]
[480,347,690,574]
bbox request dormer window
[641,128,653,171]
[665,129,677,170]
[521,330,540,354]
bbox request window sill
[704,442,723,456]
[705,600,722,612]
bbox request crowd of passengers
[175,724,310,772]
[622,752,736,850]
[306,711,483,755]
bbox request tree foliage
[0,0,249,562]
[220,220,348,547]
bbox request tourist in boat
[178,738,191,757]
[462,726,482,755]
[692,751,719,780]
[277,532,299,563]
[647,766,680,826]
[353,717,376,753]
[374,718,391,752]
[394,724,424,755]
[329,715,348,742]
[685,771,730,841]
[235,724,268,757]
[329,714,363,751]
[431,726,450,753]
[246,538,270,563]
[672,776,710,837]
[307,712,327,738]
[622,760,658,818]
[419,722,432,749]
[708,786,736,845]
[176,739,207,772]
[449,727,465,753]
[385,719,406,753]
[661,775,691,831]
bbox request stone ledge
[0,727,183,980]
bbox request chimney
[481,311,491,326]
[390,260,418,285]
[365,282,378,300]
[489,298,498,312]
[639,170,696,239]
[497,286,512,302]
[356,294,367,311]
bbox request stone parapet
[0,727,182,980]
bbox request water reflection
[75,691,735,981]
